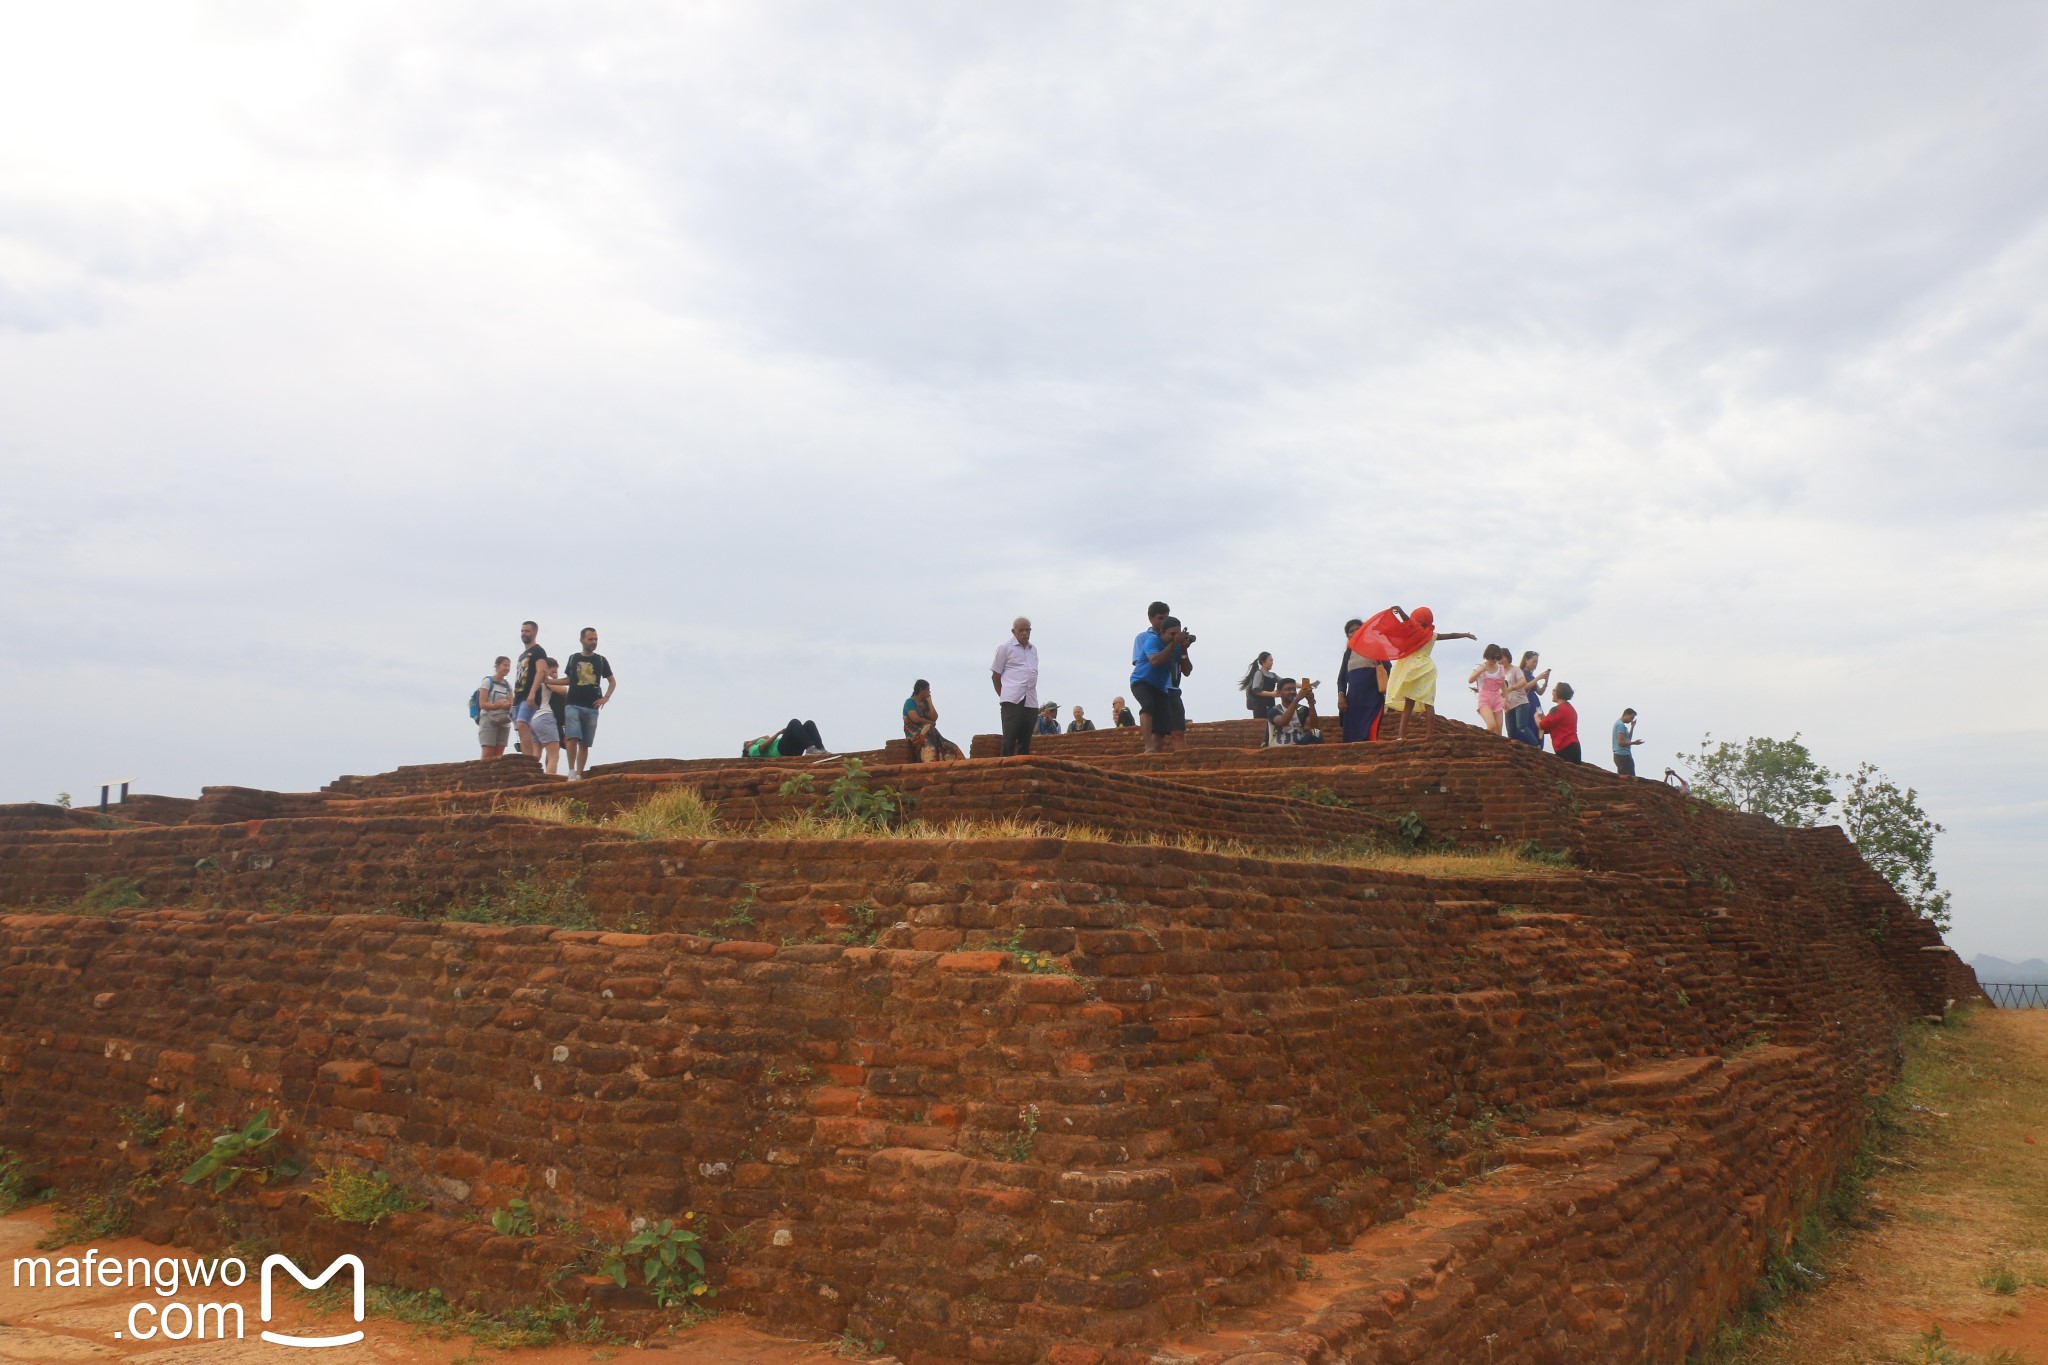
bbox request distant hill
[1972,954,2048,983]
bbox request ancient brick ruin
[0,720,1982,1362]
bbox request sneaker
[804,745,827,756]
[566,771,581,781]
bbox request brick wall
[0,735,1978,1364]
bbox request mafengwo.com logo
[13,1247,365,1347]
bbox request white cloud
[2,0,2043,955]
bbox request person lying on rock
[743,719,828,758]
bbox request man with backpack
[474,656,515,758]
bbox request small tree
[1840,762,1951,932]
[1682,733,1836,828]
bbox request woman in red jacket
[1537,682,1581,763]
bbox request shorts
[513,700,537,724]
[1130,681,1186,735]
[528,707,561,746]
[477,716,511,747]
[564,705,600,746]
[1614,751,1635,776]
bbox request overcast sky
[3,2,2043,960]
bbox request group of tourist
[982,604,1197,759]
[1235,605,1644,772]
[472,621,616,778]
[469,602,1647,778]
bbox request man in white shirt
[1269,678,1325,746]
[990,617,1040,756]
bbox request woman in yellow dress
[1351,606,1477,741]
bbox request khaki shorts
[477,715,511,747]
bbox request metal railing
[1982,983,2048,1009]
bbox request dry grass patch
[1302,843,1575,878]
[497,788,719,840]
[753,813,1071,842]
[1701,1007,2048,1365]
[498,790,1562,877]
[607,786,719,840]
[496,794,597,825]
[1142,831,1574,877]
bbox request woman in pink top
[1468,644,1508,735]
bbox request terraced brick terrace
[0,718,1983,1363]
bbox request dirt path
[1720,1007,2048,1365]
[0,1207,871,1364]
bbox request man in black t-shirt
[512,620,546,755]
[561,626,617,779]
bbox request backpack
[468,676,492,724]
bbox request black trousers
[1614,751,1635,776]
[1556,742,1582,764]
[775,719,825,756]
[999,702,1036,756]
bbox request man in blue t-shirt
[1612,708,1643,776]
[1129,600,1196,754]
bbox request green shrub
[823,758,903,829]
[309,1165,420,1226]
[447,875,594,928]
[37,1192,132,1248]
[117,1104,168,1146]
[839,901,879,947]
[991,1104,1041,1163]
[180,1109,297,1194]
[600,1217,712,1307]
[0,1148,39,1214]
[1515,840,1573,867]
[492,1197,536,1236]
[77,876,145,912]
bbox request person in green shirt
[744,719,826,758]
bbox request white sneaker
[804,746,827,756]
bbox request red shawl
[1348,606,1434,662]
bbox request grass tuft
[500,788,721,840]
[0,1148,40,1215]
[36,1191,132,1248]
[607,787,720,840]
[446,875,594,928]
[301,1281,620,1349]
[498,796,594,825]
[308,1164,420,1226]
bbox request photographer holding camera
[1130,600,1196,755]
[1269,677,1325,746]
